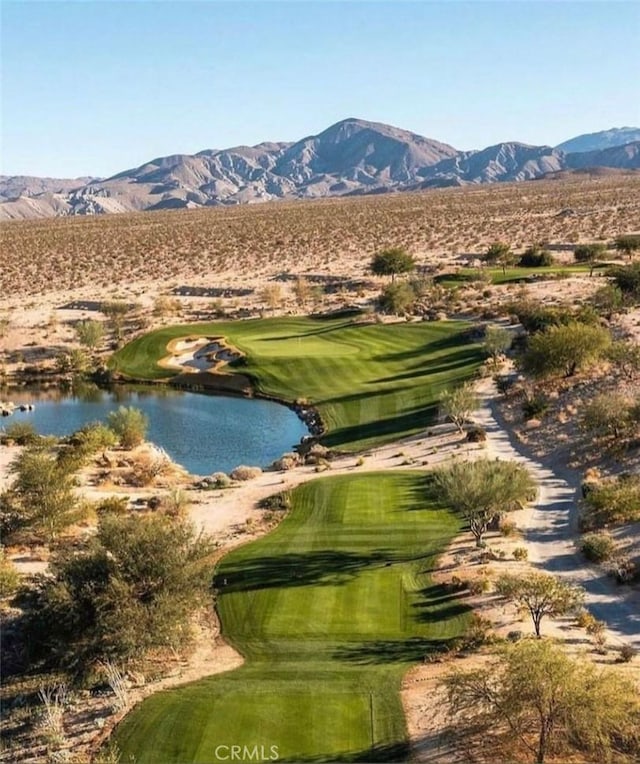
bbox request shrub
[583,476,640,528]
[519,246,554,267]
[1,421,41,446]
[499,519,517,537]
[95,496,129,515]
[522,393,549,420]
[619,644,637,663]
[468,577,491,595]
[521,321,611,378]
[230,465,263,481]
[378,281,416,314]
[580,532,616,563]
[460,613,493,649]
[271,452,299,471]
[70,422,118,453]
[107,406,148,449]
[0,549,19,601]
[213,472,232,488]
[466,426,487,443]
[258,492,291,512]
[512,546,528,561]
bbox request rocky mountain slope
[2,119,638,220]
[556,127,640,154]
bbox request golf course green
[113,472,468,763]
[110,315,481,451]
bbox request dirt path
[475,377,640,649]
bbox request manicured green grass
[435,263,607,287]
[114,472,467,763]
[110,316,481,451]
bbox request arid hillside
[1,175,639,299]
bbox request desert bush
[1,421,41,446]
[614,234,640,260]
[499,519,517,537]
[378,281,416,314]
[521,321,611,378]
[75,319,105,350]
[0,549,19,601]
[2,447,83,544]
[580,393,634,440]
[440,383,478,432]
[23,513,216,672]
[483,324,512,359]
[609,262,640,300]
[580,533,616,562]
[582,475,640,528]
[466,426,487,442]
[95,496,129,516]
[271,452,300,471]
[468,577,491,595]
[522,393,549,420]
[230,465,263,481]
[258,492,291,512]
[210,471,231,488]
[160,488,190,517]
[519,245,554,267]
[607,340,640,380]
[69,421,118,456]
[107,406,148,449]
[512,546,528,561]
[619,644,637,663]
[460,613,493,649]
[130,452,171,486]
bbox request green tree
[609,262,640,300]
[370,248,416,282]
[521,322,610,378]
[5,448,83,544]
[495,572,584,637]
[483,241,515,275]
[439,383,478,432]
[378,281,416,314]
[614,234,640,260]
[75,319,105,351]
[443,639,640,764]
[574,243,607,276]
[580,393,633,440]
[107,406,148,449]
[483,325,512,361]
[24,513,216,670]
[608,339,640,380]
[519,245,554,268]
[431,459,537,546]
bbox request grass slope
[435,263,607,286]
[110,316,481,451]
[114,472,467,763]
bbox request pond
[3,385,309,476]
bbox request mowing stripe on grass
[110,316,481,451]
[113,473,468,763]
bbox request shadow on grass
[321,405,438,448]
[277,741,409,763]
[216,549,395,593]
[372,347,481,385]
[333,636,461,665]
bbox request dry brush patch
[2,176,639,299]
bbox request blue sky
[1,1,638,177]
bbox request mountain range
[1,119,638,220]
